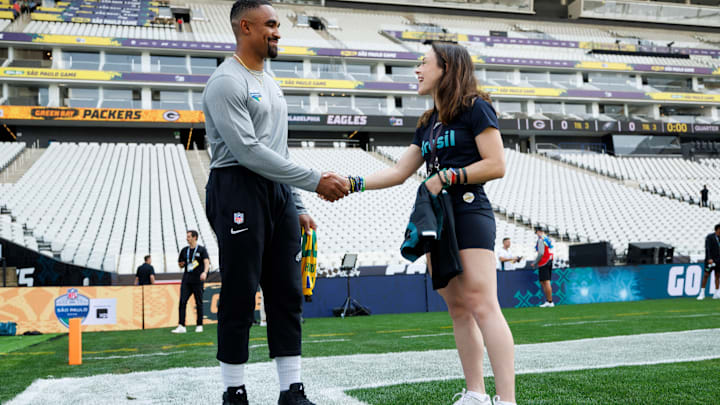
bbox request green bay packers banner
[0,106,204,123]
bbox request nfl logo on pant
[234,212,244,225]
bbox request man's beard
[268,44,278,59]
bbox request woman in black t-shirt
[342,42,515,405]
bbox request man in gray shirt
[203,1,346,404]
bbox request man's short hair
[502,237,510,242]
[534,226,543,232]
[715,224,720,232]
[144,255,151,262]
[187,230,199,239]
[230,0,272,21]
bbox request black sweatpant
[179,281,204,326]
[206,166,303,364]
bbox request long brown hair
[417,42,491,128]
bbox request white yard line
[9,329,720,405]
[542,320,622,327]
[249,339,349,350]
[401,333,454,339]
[85,351,186,361]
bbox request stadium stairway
[185,148,210,209]
[0,148,46,184]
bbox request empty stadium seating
[0,214,39,251]
[546,151,720,207]
[0,143,218,274]
[289,147,421,269]
[23,21,179,41]
[0,142,24,173]
[487,149,720,261]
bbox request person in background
[532,227,555,308]
[497,237,521,271]
[171,230,210,334]
[700,185,709,208]
[134,255,155,286]
[698,223,720,300]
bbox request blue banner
[507,263,714,308]
[302,263,715,317]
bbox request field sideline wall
[0,263,715,334]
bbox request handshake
[315,172,351,202]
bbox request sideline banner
[1,264,715,332]
[504,263,716,308]
[142,283,221,329]
[0,286,141,334]
[142,283,260,329]
[0,67,121,81]
[0,106,205,123]
[0,237,113,286]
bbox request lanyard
[426,111,443,176]
[187,246,198,267]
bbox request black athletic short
[538,260,553,282]
[448,185,495,251]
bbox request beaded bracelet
[438,168,453,189]
[347,175,365,193]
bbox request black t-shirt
[412,98,499,172]
[135,263,155,285]
[701,189,709,200]
[179,245,209,283]
[412,98,499,213]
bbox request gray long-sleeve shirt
[203,59,320,215]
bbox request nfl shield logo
[234,212,244,225]
[68,288,78,300]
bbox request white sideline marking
[249,338,348,350]
[542,320,622,327]
[9,329,720,405]
[667,312,720,319]
[85,351,186,361]
[401,332,454,339]
[304,339,349,344]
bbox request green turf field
[347,359,720,404]
[1,298,719,403]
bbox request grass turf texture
[347,358,720,404]
[0,334,58,354]
[1,298,718,402]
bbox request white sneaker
[171,325,186,334]
[539,301,555,308]
[713,290,720,299]
[493,395,516,405]
[452,389,491,405]
[195,326,204,333]
[697,291,706,300]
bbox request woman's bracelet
[432,167,469,188]
[347,175,365,193]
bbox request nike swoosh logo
[231,228,248,234]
